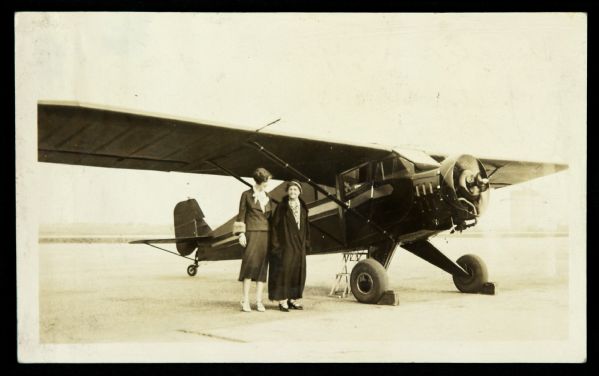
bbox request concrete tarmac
[38,235,571,361]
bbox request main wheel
[452,254,488,293]
[350,259,389,304]
[187,264,198,277]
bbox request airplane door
[337,161,374,245]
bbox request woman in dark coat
[235,167,273,313]
[268,180,310,312]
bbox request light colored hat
[286,180,302,194]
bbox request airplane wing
[38,101,567,188]
[38,101,392,186]
[430,154,568,189]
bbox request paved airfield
[38,235,569,360]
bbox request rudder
[173,198,212,256]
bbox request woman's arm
[270,205,282,256]
[235,192,247,224]
[234,192,247,246]
[304,207,311,252]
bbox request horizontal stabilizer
[129,235,213,245]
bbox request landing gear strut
[401,240,494,294]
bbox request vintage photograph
[16,13,586,362]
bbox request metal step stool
[329,250,368,298]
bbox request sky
[15,13,586,230]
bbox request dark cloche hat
[286,180,303,194]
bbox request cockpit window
[375,156,409,181]
[341,163,370,196]
[393,148,440,171]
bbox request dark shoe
[278,303,289,312]
[288,300,304,310]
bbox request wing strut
[246,141,396,244]
[207,159,345,246]
[207,160,252,187]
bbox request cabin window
[341,163,370,196]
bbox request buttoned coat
[268,196,310,301]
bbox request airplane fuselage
[197,151,489,263]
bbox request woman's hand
[239,233,247,247]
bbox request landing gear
[452,254,488,293]
[187,264,198,277]
[401,240,494,295]
[186,249,203,277]
[348,241,399,304]
[350,259,389,304]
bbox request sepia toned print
[16,13,585,362]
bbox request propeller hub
[459,170,490,198]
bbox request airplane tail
[173,198,212,256]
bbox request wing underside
[479,158,568,188]
[38,102,391,186]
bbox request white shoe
[256,301,266,312]
[240,300,251,312]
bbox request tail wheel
[187,264,198,277]
[350,259,388,304]
[452,254,488,293]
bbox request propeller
[440,154,490,217]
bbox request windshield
[393,148,440,170]
[375,156,410,181]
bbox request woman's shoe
[240,300,251,312]
[288,299,304,310]
[256,301,266,312]
[278,303,289,312]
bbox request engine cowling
[439,154,490,221]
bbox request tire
[452,254,488,293]
[187,264,198,277]
[350,259,389,304]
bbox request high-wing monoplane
[38,101,567,304]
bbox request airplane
[37,101,568,304]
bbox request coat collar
[247,188,270,197]
[280,195,307,210]
[247,188,271,211]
